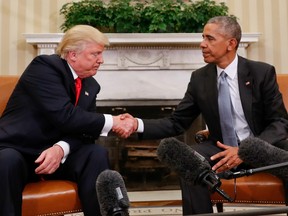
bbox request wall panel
[0,0,287,75]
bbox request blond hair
[56,25,110,58]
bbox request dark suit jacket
[142,56,288,145]
[0,54,105,155]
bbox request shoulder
[191,63,216,80]
[85,76,98,86]
[238,56,275,73]
[32,54,67,67]
[238,56,277,86]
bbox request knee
[0,148,27,177]
[0,148,24,167]
[91,144,109,161]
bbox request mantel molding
[23,33,261,101]
[23,33,261,55]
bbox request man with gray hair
[117,16,288,214]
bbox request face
[200,23,236,68]
[67,42,105,79]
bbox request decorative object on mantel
[59,0,235,33]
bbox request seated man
[116,16,288,215]
[0,25,134,216]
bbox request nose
[97,54,104,64]
[200,39,206,48]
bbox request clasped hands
[112,113,137,138]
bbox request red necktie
[75,77,82,105]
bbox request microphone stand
[224,161,288,179]
[199,170,233,202]
[109,207,129,216]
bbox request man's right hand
[112,113,138,138]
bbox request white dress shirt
[137,56,253,142]
[217,55,253,142]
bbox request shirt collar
[67,63,78,80]
[217,55,238,80]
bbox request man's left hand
[35,145,64,174]
[210,141,243,173]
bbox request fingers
[120,113,134,120]
[112,113,138,138]
[211,141,243,173]
[35,147,62,174]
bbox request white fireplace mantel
[23,33,260,104]
[23,33,260,55]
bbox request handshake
[112,113,138,138]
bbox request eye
[207,36,214,41]
[91,53,99,57]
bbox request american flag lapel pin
[85,91,89,96]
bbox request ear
[227,38,238,51]
[67,51,78,62]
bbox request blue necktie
[218,71,238,147]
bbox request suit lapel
[204,65,221,129]
[207,66,219,117]
[237,56,254,132]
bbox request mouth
[202,52,210,58]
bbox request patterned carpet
[65,190,288,215]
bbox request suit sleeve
[21,55,106,138]
[254,66,288,144]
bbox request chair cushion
[22,180,82,216]
[211,173,285,204]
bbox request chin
[203,57,212,63]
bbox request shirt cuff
[136,118,144,133]
[101,114,113,136]
[54,141,70,163]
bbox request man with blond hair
[0,25,134,215]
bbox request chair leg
[283,180,288,216]
[216,203,224,212]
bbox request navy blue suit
[0,54,109,216]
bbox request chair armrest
[195,130,209,143]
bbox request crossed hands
[112,113,138,138]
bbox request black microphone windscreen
[96,169,130,216]
[157,137,211,184]
[238,136,288,180]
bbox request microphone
[157,137,233,202]
[238,136,288,180]
[96,169,130,216]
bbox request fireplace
[23,32,259,190]
[96,104,204,191]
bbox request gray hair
[207,16,242,49]
[56,25,110,58]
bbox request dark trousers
[180,139,288,215]
[180,140,220,215]
[0,144,110,216]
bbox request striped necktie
[218,71,238,147]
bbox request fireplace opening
[97,103,204,191]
